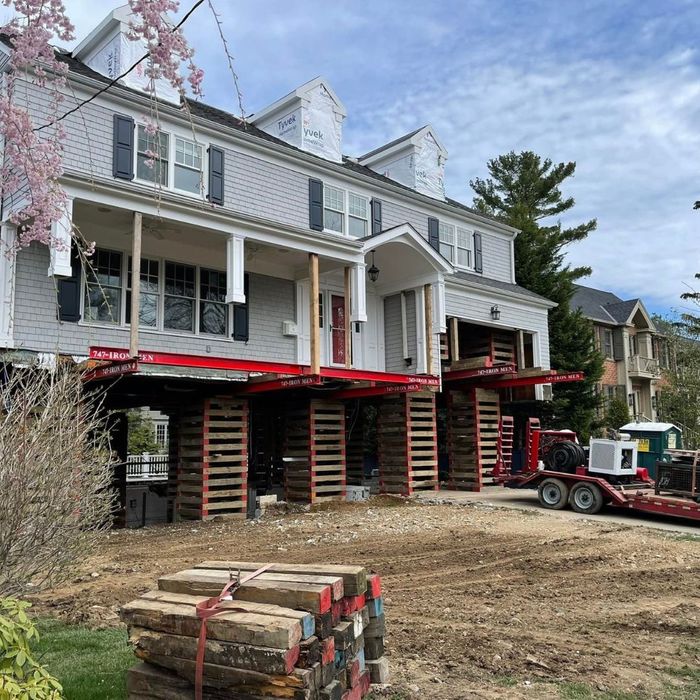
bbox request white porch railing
[125,454,169,482]
[628,355,660,378]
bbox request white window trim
[321,181,370,238]
[455,227,473,270]
[134,124,209,199]
[81,247,231,339]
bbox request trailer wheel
[569,482,604,515]
[537,478,569,510]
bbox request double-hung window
[84,249,123,323]
[602,328,614,358]
[174,137,203,194]
[137,126,169,185]
[456,228,472,268]
[164,262,196,332]
[324,185,345,233]
[127,257,160,327]
[200,268,228,335]
[348,193,369,236]
[438,222,455,262]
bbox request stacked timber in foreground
[121,561,389,699]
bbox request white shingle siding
[12,244,297,362]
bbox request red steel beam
[320,367,441,386]
[443,363,516,382]
[89,346,307,376]
[240,374,324,394]
[330,382,427,400]
[478,371,585,390]
[83,360,139,382]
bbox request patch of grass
[494,674,518,687]
[34,618,132,700]
[667,533,700,543]
[558,682,642,699]
[662,665,700,700]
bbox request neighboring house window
[164,262,196,332]
[137,126,169,185]
[438,222,455,261]
[84,249,123,324]
[602,328,613,358]
[604,385,616,405]
[174,137,203,193]
[348,193,369,236]
[127,257,159,327]
[200,268,228,335]
[324,185,345,233]
[629,334,638,356]
[456,227,472,268]
[155,423,168,449]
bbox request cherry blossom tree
[0,0,204,248]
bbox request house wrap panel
[12,244,297,362]
[445,288,550,370]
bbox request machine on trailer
[504,420,700,522]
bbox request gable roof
[572,284,652,328]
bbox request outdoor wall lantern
[490,305,501,321]
[367,250,380,282]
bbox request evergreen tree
[470,151,604,439]
[127,410,161,455]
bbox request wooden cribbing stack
[121,561,389,699]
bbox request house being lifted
[0,7,581,523]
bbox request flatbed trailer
[507,469,700,522]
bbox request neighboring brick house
[572,285,669,421]
[0,6,569,518]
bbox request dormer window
[324,185,345,233]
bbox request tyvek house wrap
[302,83,343,162]
[414,132,445,200]
[84,30,180,105]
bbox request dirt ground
[33,497,700,699]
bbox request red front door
[331,294,346,365]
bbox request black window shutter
[473,231,483,273]
[57,245,81,322]
[370,198,383,235]
[309,178,324,231]
[428,217,440,251]
[232,273,249,342]
[208,146,225,205]
[113,114,135,180]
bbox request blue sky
[28,1,700,314]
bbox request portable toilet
[620,422,683,477]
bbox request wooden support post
[424,283,433,374]
[450,317,460,363]
[309,253,320,375]
[344,267,352,369]
[129,212,142,358]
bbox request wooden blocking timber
[176,396,249,521]
[447,388,500,491]
[366,657,390,684]
[367,597,383,618]
[363,636,384,661]
[158,569,332,614]
[364,614,385,639]
[284,399,347,504]
[320,679,343,700]
[129,627,301,675]
[120,599,302,649]
[196,562,367,597]
[365,574,381,600]
[377,391,438,496]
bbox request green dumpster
[620,422,683,478]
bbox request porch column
[226,234,246,304]
[48,196,73,277]
[129,212,142,358]
[424,283,433,375]
[309,253,320,374]
[350,262,367,322]
[0,222,16,346]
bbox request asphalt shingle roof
[572,284,639,325]
[453,271,554,304]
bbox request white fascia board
[63,175,365,264]
[64,72,517,238]
[446,276,557,310]
[362,223,454,274]
[250,75,347,124]
[72,6,130,59]
[359,124,447,168]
